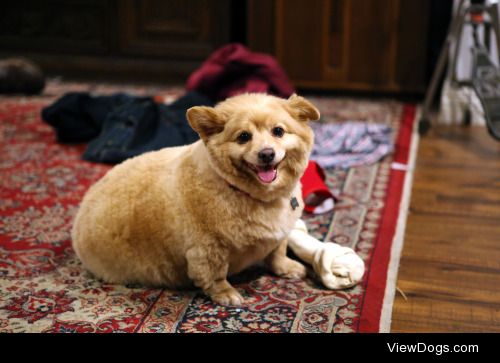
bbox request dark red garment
[186,43,295,102]
[301,161,336,214]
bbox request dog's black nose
[258,148,275,164]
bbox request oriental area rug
[0,80,418,333]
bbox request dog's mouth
[246,161,280,184]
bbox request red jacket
[186,43,295,102]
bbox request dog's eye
[237,131,252,144]
[272,126,285,138]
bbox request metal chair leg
[419,0,467,135]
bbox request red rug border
[357,104,417,332]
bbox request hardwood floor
[391,125,500,332]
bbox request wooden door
[0,0,231,81]
[248,0,430,93]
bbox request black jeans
[42,91,214,164]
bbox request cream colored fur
[72,94,322,305]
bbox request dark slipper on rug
[0,57,45,95]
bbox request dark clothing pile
[42,92,212,164]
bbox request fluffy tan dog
[72,93,320,305]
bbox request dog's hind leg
[265,239,307,279]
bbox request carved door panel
[117,0,230,60]
[0,0,114,54]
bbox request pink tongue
[257,167,277,183]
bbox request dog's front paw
[272,257,307,279]
[210,287,245,306]
[313,243,365,290]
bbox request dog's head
[186,93,320,202]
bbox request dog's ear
[186,106,225,140]
[287,94,320,122]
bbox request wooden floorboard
[391,125,500,332]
